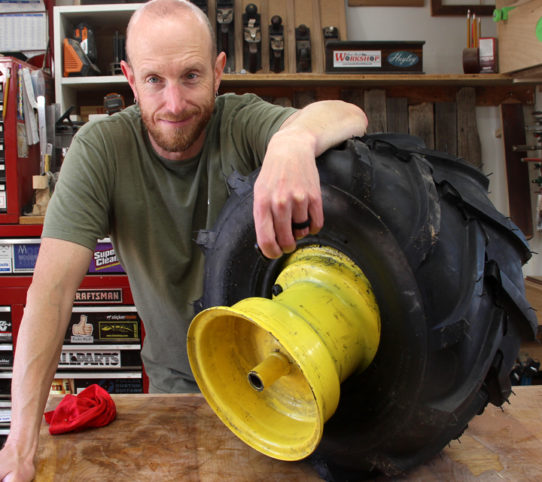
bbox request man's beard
[141,96,214,153]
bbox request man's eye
[186,72,198,81]
[146,76,160,84]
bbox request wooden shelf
[60,72,528,89]
[221,72,524,87]
[510,64,542,83]
[59,73,535,108]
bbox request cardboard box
[325,40,424,74]
[479,37,498,73]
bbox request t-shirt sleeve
[42,122,114,250]
[219,94,297,172]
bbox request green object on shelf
[536,17,542,42]
[493,6,517,22]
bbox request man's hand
[0,442,36,482]
[253,100,368,259]
[254,128,324,259]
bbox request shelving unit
[53,3,142,113]
[53,3,538,114]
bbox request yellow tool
[187,245,381,461]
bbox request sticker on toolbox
[333,50,382,68]
[13,242,40,272]
[74,288,123,304]
[0,307,12,343]
[74,377,143,394]
[89,240,125,273]
[58,348,142,369]
[0,248,11,273]
[67,308,140,344]
[58,350,122,368]
[51,376,143,395]
[0,350,13,369]
[1,238,124,275]
[0,377,11,398]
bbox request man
[0,0,367,479]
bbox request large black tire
[195,134,537,479]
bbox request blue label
[387,51,419,68]
[13,243,39,271]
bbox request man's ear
[214,52,227,94]
[121,60,137,101]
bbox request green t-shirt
[43,93,296,392]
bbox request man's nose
[164,82,189,114]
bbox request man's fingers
[290,192,310,240]
[254,191,325,259]
[307,194,324,235]
[254,201,283,259]
[270,197,296,255]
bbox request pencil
[472,13,477,48]
[467,10,471,48]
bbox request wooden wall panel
[457,87,482,168]
[364,89,387,133]
[409,102,435,149]
[387,97,409,134]
[435,102,457,156]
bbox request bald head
[125,0,216,65]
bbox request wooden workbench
[36,386,542,480]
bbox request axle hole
[248,372,264,391]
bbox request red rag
[44,384,116,435]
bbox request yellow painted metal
[187,245,381,461]
[248,351,291,391]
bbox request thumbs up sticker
[71,314,94,341]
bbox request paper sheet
[0,1,47,52]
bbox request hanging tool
[63,23,100,77]
[216,0,235,72]
[110,31,125,75]
[104,93,125,115]
[73,23,98,65]
[243,4,261,73]
[295,24,311,73]
[513,144,542,152]
[323,26,339,46]
[269,15,284,73]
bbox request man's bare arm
[0,238,93,482]
[254,100,368,258]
